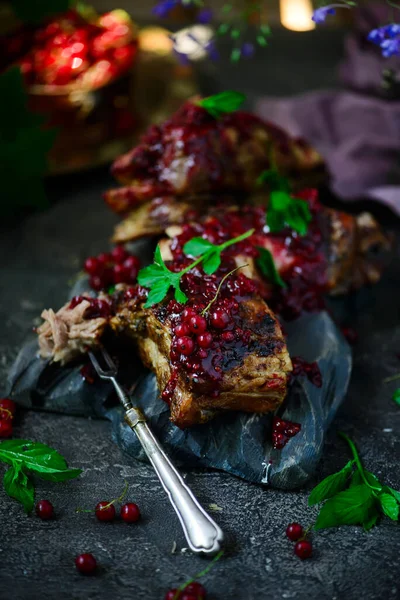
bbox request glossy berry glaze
[272,416,301,450]
[84,247,140,292]
[0,9,137,88]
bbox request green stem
[176,550,224,597]
[383,373,400,384]
[201,264,248,315]
[338,432,381,492]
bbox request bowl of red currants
[0,7,140,173]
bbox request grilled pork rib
[104,100,324,214]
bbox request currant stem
[201,264,248,315]
[176,550,224,597]
[338,432,381,492]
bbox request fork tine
[100,346,117,372]
[88,350,116,379]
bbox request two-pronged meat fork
[88,348,224,556]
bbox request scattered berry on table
[165,590,180,600]
[294,539,312,560]
[75,553,97,574]
[286,522,303,541]
[121,502,141,523]
[36,499,55,520]
[95,501,116,522]
[184,581,207,598]
[0,398,16,420]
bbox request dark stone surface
[1,33,400,599]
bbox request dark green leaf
[386,487,400,503]
[350,469,382,491]
[379,493,399,520]
[267,190,311,236]
[198,91,246,119]
[137,264,166,288]
[393,389,400,405]
[202,251,221,275]
[183,237,215,257]
[256,247,286,288]
[314,484,374,530]
[174,283,188,304]
[257,169,290,192]
[10,0,70,23]
[3,465,34,513]
[363,508,380,531]
[143,278,171,308]
[308,460,353,506]
[0,439,82,482]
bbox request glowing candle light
[280,0,316,31]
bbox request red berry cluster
[83,246,140,292]
[0,398,16,438]
[165,581,207,600]
[291,356,322,388]
[272,416,301,450]
[69,295,113,318]
[286,523,312,560]
[1,9,137,88]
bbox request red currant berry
[124,287,137,301]
[175,336,195,356]
[165,590,180,600]
[294,539,312,560]
[210,309,231,329]
[184,582,206,598]
[120,502,141,523]
[123,256,140,271]
[36,499,54,520]
[95,501,116,522]
[113,263,126,283]
[69,295,85,310]
[89,275,105,291]
[182,595,198,600]
[221,331,235,342]
[197,332,212,348]
[111,245,128,263]
[174,323,189,337]
[0,420,13,438]
[75,553,97,574]
[0,398,16,419]
[188,315,207,334]
[286,523,303,541]
[182,307,197,322]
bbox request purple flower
[367,27,386,45]
[197,8,213,24]
[241,42,255,58]
[204,39,219,61]
[385,24,400,38]
[152,0,178,19]
[381,37,400,58]
[312,6,336,24]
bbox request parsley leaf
[138,229,254,308]
[314,484,375,530]
[268,190,312,236]
[386,487,400,503]
[378,492,399,521]
[197,91,246,119]
[256,247,286,288]
[0,439,82,512]
[308,460,353,506]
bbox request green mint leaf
[349,469,382,491]
[0,439,82,482]
[137,264,166,288]
[198,91,246,119]
[267,190,311,236]
[203,251,221,275]
[256,247,286,289]
[183,237,215,257]
[3,464,34,513]
[386,487,400,503]
[10,0,70,23]
[314,484,374,530]
[393,389,400,405]
[308,460,354,506]
[363,509,380,531]
[143,278,171,308]
[379,493,400,521]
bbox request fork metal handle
[124,411,223,555]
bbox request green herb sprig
[256,247,286,288]
[0,439,82,513]
[138,229,254,308]
[173,550,224,599]
[197,91,246,119]
[257,168,312,236]
[309,432,400,530]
